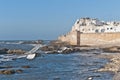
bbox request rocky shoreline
[0,65,30,75]
[40,41,120,79]
[1,40,120,80]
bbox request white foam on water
[0,41,24,44]
[0,54,27,63]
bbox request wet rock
[40,40,100,54]
[62,48,73,54]
[97,54,120,73]
[0,48,9,54]
[7,49,26,54]
[113,72,120,80]
[22,65,30,68]
[102,46,120,53]
[0,69,24,75]
[0,70,15,75]
[49,40,71,48]
[21,40,43,44]
[40,46,55,51]
[16,69,23,73]
[72,48,81,52]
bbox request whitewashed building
[71,17,120,33]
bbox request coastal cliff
[58,18,120,46]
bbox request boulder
[0,48,9,54]
[49,40,71,48]
[21,40,43,44]
[0,69,23,75]
[21,65,30,68]
[102,46,120,53]
[0,70,15,75]
[40,46,55,51]
[16,69,23,73]
[7,49,26,54]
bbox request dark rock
[49,40,71,48]
[0,69,24,75]
[102,46,120,53]
[21,40,43,44]
[0,48,9,54]
[0,70,15,75]
[62,49,73,54]
[40,46,55,51]
[40,40,72,53]
[7,49,26,54]
[16,69,23,73]
[22,65,30,68]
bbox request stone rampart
[58,32,120,46]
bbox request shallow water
[0,53,114,80]
[0,41,114,80]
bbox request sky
[0,0,120,40]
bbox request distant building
[71,17,120,33]
[58,18,120,46]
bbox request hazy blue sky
[0,0,120,40]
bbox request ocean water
[0,40,114,80]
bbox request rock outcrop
[7,49,26,54]
[0,48,8,54]
[21,40,43,44]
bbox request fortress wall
[58,32,120,46]
[58,31,77,45]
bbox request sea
[0,40,114,80]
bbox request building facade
[58,18,120,46]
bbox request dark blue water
[0,41,114,80]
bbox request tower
[77,30,80,46]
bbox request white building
[71,17,120,33]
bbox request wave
[0,54,26,63]
[0,41,24,44]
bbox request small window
[82,29,84,31]
[95,29,99,33]
[110,28,113,30]
[77,21,79,24]
[107,28,109,30]
[88,29,90,31]
[101,29,105,32]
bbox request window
[77,21,79,24]
[107,28,109,30]
[82,29,84,31]
[110,28,113,30]
[101,29,105,32]
[95,29,99,33]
